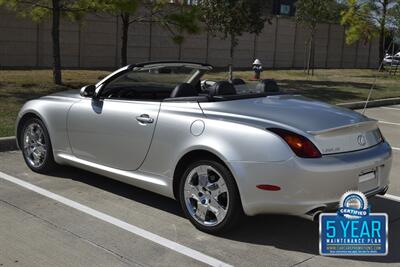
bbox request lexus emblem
[357,135,367,146]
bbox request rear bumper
[314,185,389,212]
[228,141,392,216]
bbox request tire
[19,117,57,173]
[179,159,243,234]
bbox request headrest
[170,83,198,98]
[209,81,236,96]
[256,79,280,93]
[230,78,246,85]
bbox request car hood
[43,89,82,100]
[200,95,371,132]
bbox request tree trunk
[379,0,388,65]
[303,41,308,73]
[178,5,183,61]
[311,35,315,76]
[51,0,62,85]
[390,41,395,74]
[379,26,385,66]
[229,34,235,81]
[307,28,316,76]
[121,13,130,67]
[307,38,312,75]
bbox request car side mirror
[80,85,96,97]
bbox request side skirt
[56,153,174,199]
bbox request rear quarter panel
[139,101,293,180]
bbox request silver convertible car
[16,61,392,233]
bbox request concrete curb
[0,136,18,152]
[337,97,400,110]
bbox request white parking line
[379,194,400,203]
[380,106,400,111]
[392,147,400,151]
[378,120,400,126]
[0,171,232,267]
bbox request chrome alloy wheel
[23,122,47,168]
[184,165,229,226]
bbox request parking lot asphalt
[0,106,399,267]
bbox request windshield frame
[93,61,213,99]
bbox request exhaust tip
[312,211,323,222]
[303,207,326,222]
[378,186,389,196]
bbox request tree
[388,0,400,74]
[295,0,340,75]
[199,0,271,80]
[340,0,399,64]
[0,0,96,84]
[391,1,400,37]
[97,0,200,67]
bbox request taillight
[376,128,384,143]
[268,128,321,158]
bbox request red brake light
[268,128,321,158]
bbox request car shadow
[49,165,183,217]
[225,196,400,263]
[278,79,379,90]
[276,79,380,103]
[49,165,399,264]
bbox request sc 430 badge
[319,191,388,256]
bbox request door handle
[136,114,154,124]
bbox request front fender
[16,98,75,157]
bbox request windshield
[106,66,199,90]
[98,64,206,101]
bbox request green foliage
[162,5,201,45]
[165,7,201,36]
[391,1,400,35]
[0,0,48,21]
[340,0,399,45]
[91,1,201,65]
[340,0,378,44]
[295,0,339,30]
[0,0,98,22]
[95,0,200,43]
[0,0,99,84]
[295,0,340,75]
[199,0,270,79]
[171,35,184,45]
[96,0,140,15]
[200,0,271,42]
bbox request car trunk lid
[307,120,382,154]
[199,95,383,154]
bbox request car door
[67,98,160,171]
[67,63,202,171]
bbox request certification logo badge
[319,191,388,256]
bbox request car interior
[98,65,281,102]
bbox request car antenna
[362,40,394,115]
